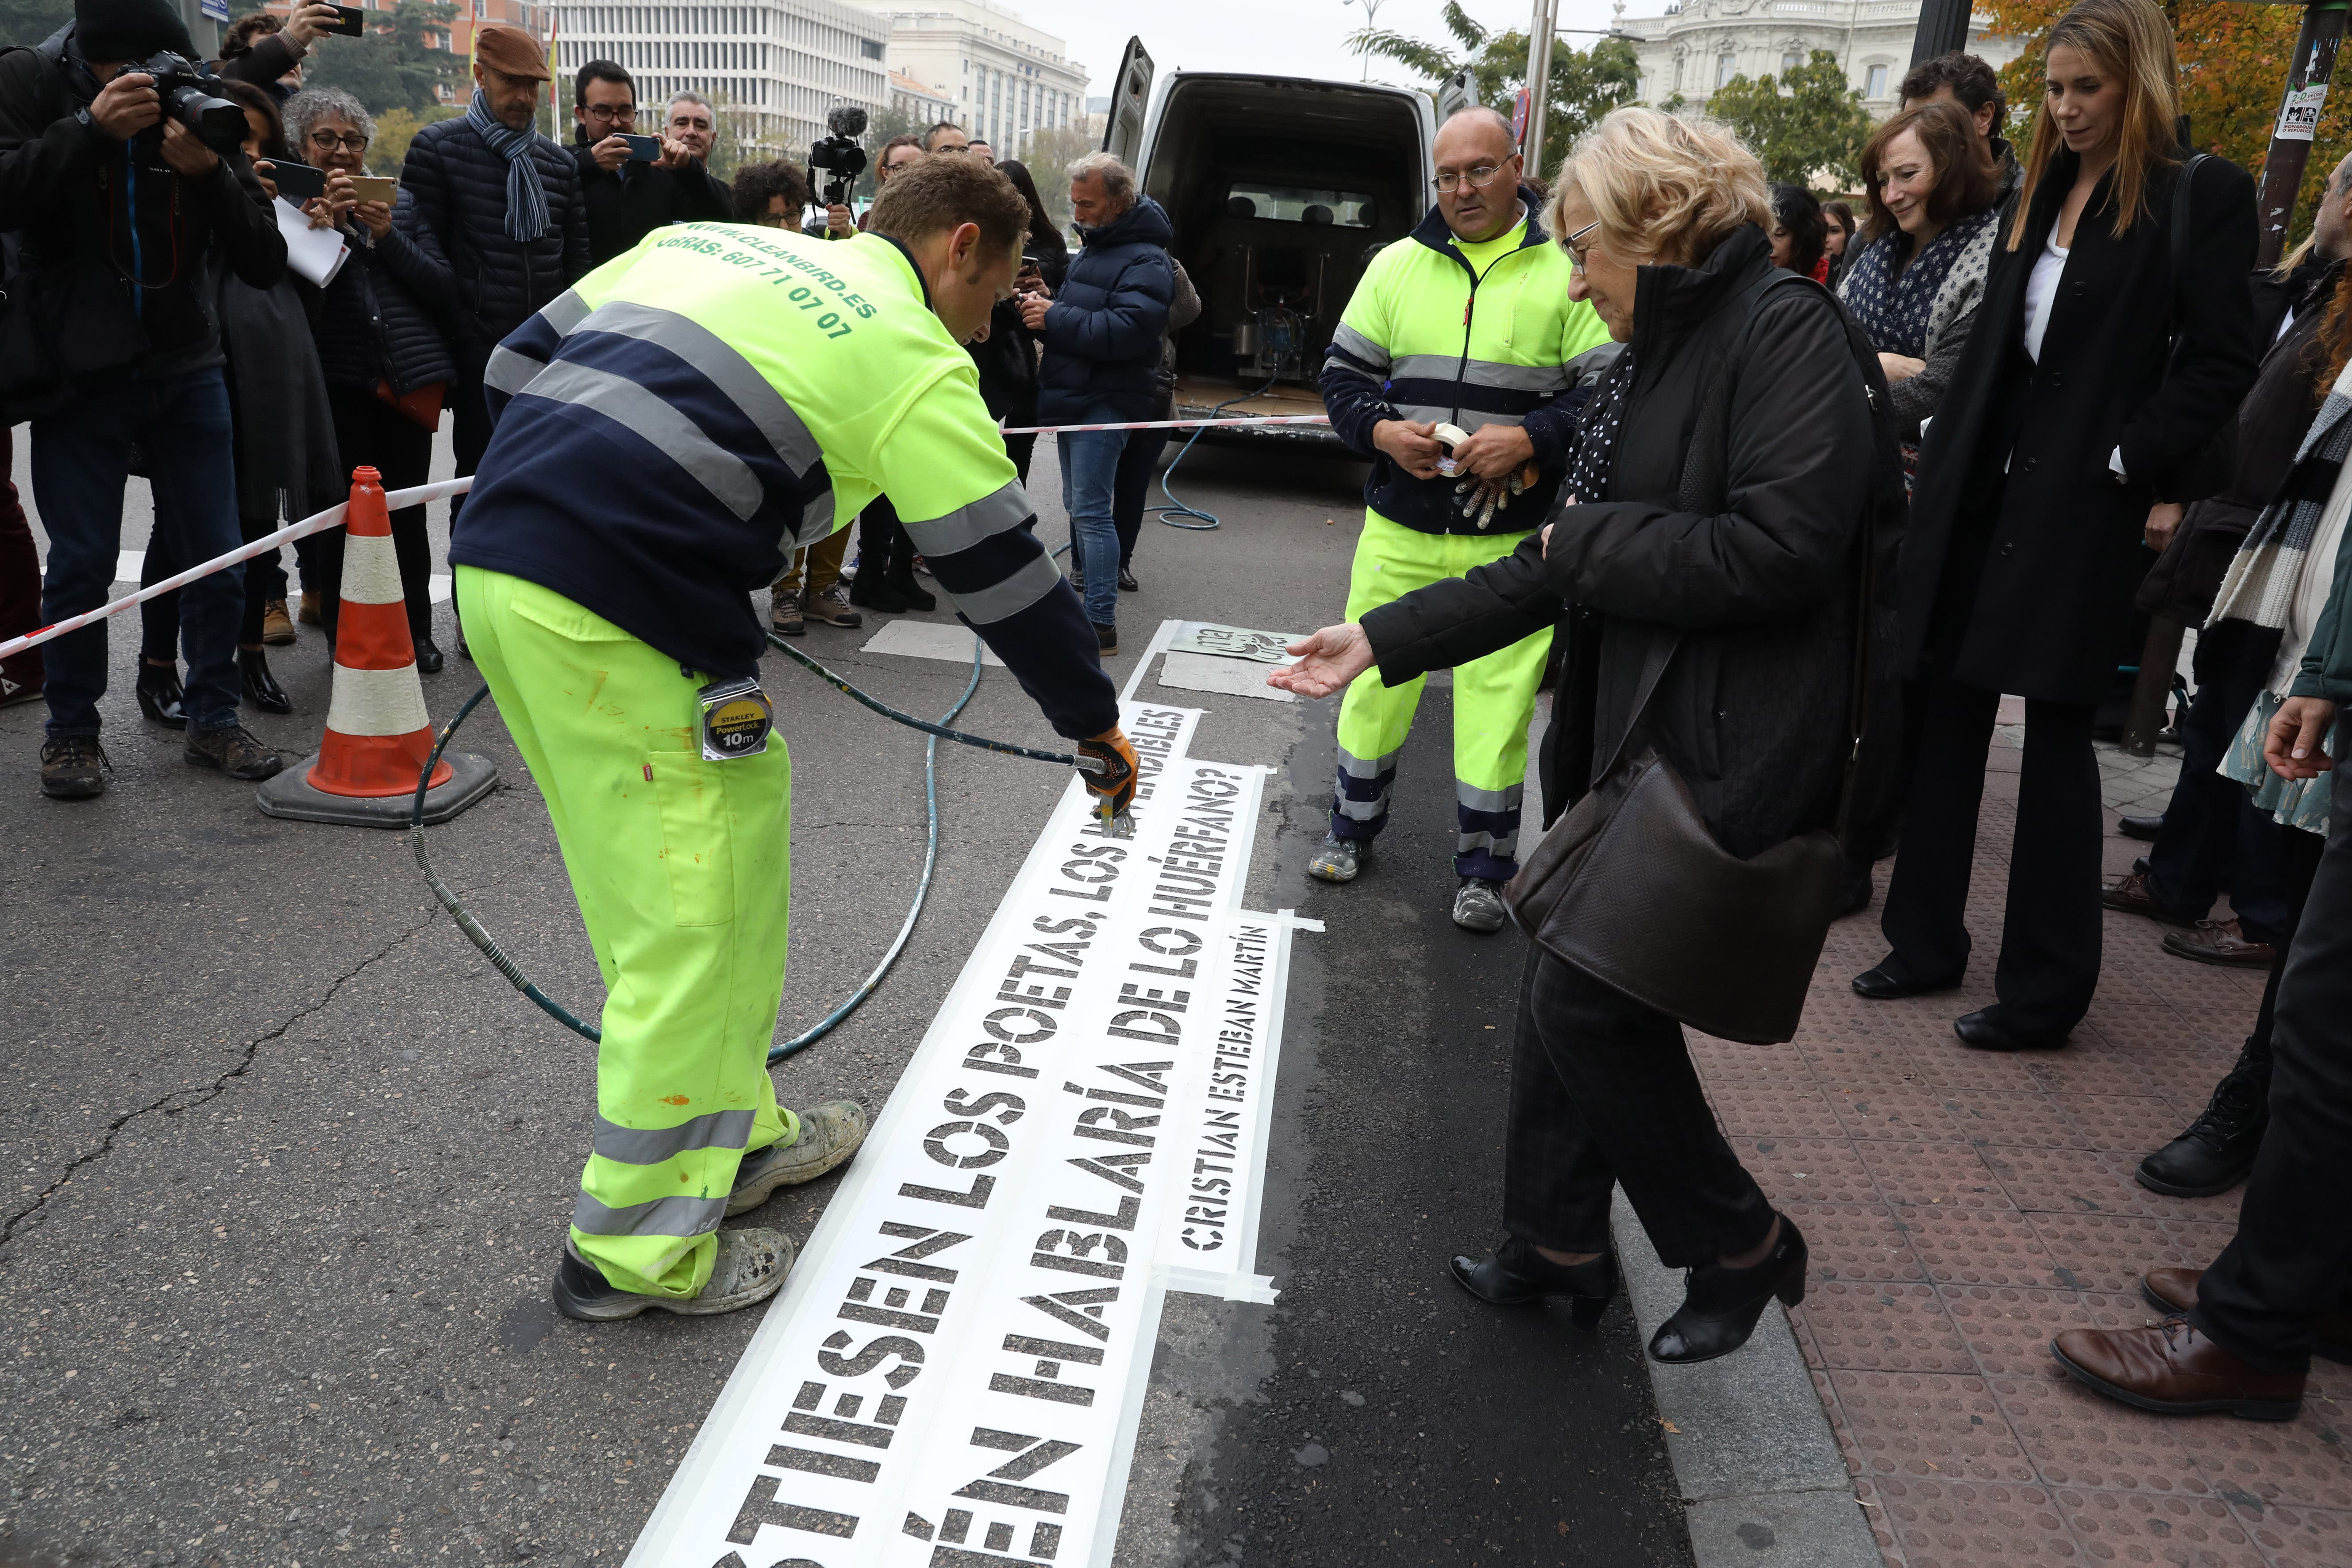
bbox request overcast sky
[995,0,1640,100]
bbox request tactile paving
[1790,1199,1928,1285]
[2055,1487,2269,1565]
[2237,1503,2352,1568]
[1833,1085,1970,1143]
[1857,1138,2013,1210]
[1998,1374,2215,1496]
[1939,1287,2145,1378]
[1872,1478,2084,1567]
[1976,1143,2152,1218]
[2046,1093,2194,1156]
[2023,1211,2235,1295]
[1824,1372,2030,1485]
[1892,1206,2057,1289]
[1802,1280,1979,1374]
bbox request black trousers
[1004,431,1037,487]
[2238,824,2327,1078]
[1879,670,2103,1032]
[447,366,491,535]
[1502,946,1775,1268]
[2144,671,2292,944]
[1112,427,1172,570]
[140,513,276,652]
[2195,775,2352,1372]
[313,384,436,641]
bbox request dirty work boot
[771,589,806,638]
[805,583,862,629]
[2137,1054,2268,1198]
[727,1102,870,1216]
[184,723,286,782]
[1308,832,1363,883]
[1452,876,1509,932]
[551,1229,794,1321]
[261,598,296,645]
[39,735,110,800]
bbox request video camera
[808,104,867,209]
[135,51,246,153]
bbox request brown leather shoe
[2161,919,2275,968]
[2101,871,2200,927]
[2052,1319,2303,1419]
[2139,1269,2352,1363]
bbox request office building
[873,0,1085,157]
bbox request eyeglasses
[1432,162,1509,194]
[307,130,369,152]
[582,104,636,124]
[1564,218,1599,274]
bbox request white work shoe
[1307,832,1363,883]
[551,1228,794,1321]
[726,1101,869,1216]
[1452,876,1509,932]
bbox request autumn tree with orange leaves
[1980,0,2346,241]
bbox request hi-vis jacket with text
[447,222,1117,739]
[1320,189,1614,536]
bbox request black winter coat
[1361,225,1878,859]
[570,131,735,266]
[1900,150,2260,704]
[1036,196,1173,426]
[312,199,461,396]
[0,30,286,385]
[971,233,1067,424]
[397,115,589,357]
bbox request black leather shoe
[239,647,292,714]
[135,659,187,727]
[412,634,444,674]
[2118,813,2163,841]
[1449,1237,1617,1329]
[1852,958,1961,1000]
[1954,1007,2071,1052]
[2137,1054,2267,1197]
[1650,1214,1808,1364]
[1118,566,1139,592]
[849,574,908,614]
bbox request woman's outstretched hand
[1268,623,1374,698]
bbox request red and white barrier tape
[0,477,474,662]
[999,413,1330,435]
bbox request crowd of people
[1274,0,2352,1425]
[0,0,1184,783]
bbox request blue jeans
[1058,428,1123,629]
[34,369,245,736]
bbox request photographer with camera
[808,106,879,240]
[570,62,731,267]
[0,0,290,799]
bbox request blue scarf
[1838,207,1995,359]
[466,89,550,244]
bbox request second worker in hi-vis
[447,155,1139,1321]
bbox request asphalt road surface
[0,428,1690,1567]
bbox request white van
[1098,39,1437,446]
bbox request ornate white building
[1612,0,2025,122]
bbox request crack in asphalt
[0,908,440,1253]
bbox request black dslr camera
[807,104,867,208]
[135,51,246,153]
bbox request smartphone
[327,4,366,35]
[269,158,327,200]
[348,174,398,204]
[620,134,661,162]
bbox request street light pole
[1523,0,1559,162]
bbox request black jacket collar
[1409,183,1549,258]
[1629,222,1775,366]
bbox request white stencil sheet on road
[627,694,1313,1568]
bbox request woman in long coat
[1855,0,2259,1050]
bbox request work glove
[1078,725,1139,834]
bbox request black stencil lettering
[985,1522,1015,1551]
[723,1473,858,1543]
[833,1393,863,1418]
[1032,1522,1063,1560]
[793,1381,826,1411]
[764,1442,881,1483]
[963,1043,1039,1079]
[1106,1010,1180,1044]
[924,1119,1011,1170]
[943,1508,974,1544]
[846,1276,877,1303]
[878,1394,908,1424]
[904,1513,936,1541]
[1066,1155,1146,1192]
[942,1089,1026,1125]
[838,1300,941,1334]
[988,1372,1094,1406]
[817,1329,924,1388]
[782,1409,896,1449]
[899,1171,997,1209]
[1101,1062,1173,1093]
[863,1223,973,1283]
[1003,1333,1105,1365]
[1046,1194,1140,1231]
[1061,1081,1163,1110]
[1020,1287,1117,1341]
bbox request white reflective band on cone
[323,664,431,738]
[339,533,405,606]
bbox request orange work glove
[1077,725,1139,820]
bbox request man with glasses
[570,62,731,266]
[1313,106,1614,930]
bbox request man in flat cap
[397,22,588,562]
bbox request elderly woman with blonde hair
[1274,106,1882,1364]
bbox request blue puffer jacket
[396,116,589,357]
[312,194,460,396]
[1036,196,1174,426]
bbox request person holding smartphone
[569,60,731,267]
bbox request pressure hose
[409,632,1107,1063]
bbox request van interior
[1139,75,1428,424]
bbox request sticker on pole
[2277,82,2328,143]
[626,701,1313,1568]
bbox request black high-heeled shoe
[1449,1237,1618,1329]
[136,659,187,728]
[1649,1214,1808,1365]
[239,647,292,715]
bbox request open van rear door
[1435,66,1475,123]
[1102,36,1154,162]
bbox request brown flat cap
[474,23,549,80]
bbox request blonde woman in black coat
[1855,0,2260,1051]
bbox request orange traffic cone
[257,468,497,826]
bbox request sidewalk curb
[1610,1189,1881,1568]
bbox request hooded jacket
[1320,188,1614,536]
[1035,195,1173,426]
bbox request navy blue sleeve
[1320,331,1399,459]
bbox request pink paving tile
[1858,1138,2014,1210]
[1978,1144,2155,1218]
[1944,1090,2096,1150]
[2050,1093,2200,1157]
[1802,1280,1980,1373]
[1836,1084,1972,1143]
[1874,1478,2084,1568]
[1908,1036,2057,1091]
[2232,1501,2352,1568]
[1713,1082,1851,1140]
[1740,1134,1883,1206]
[1894,1206,2060,1289]
[1686,1035,1816,1084]
[1942,1287,2149,1378]
[2025,1049,2168,1098]
[2171,1419,2352,1514]
[1791,1199,1929,1285]
[2052,1487,2268,1565]
[1850,1474,1915,1566]
[2025,1211,2237,1295]
[1825,1370,2034,1485]
[1999,1373,2217,1496]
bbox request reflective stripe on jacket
[1320,188,1613,536]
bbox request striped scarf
[466,89,551,244]
[2210,356,2352,632]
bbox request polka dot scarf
[1563,349,1636,504]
